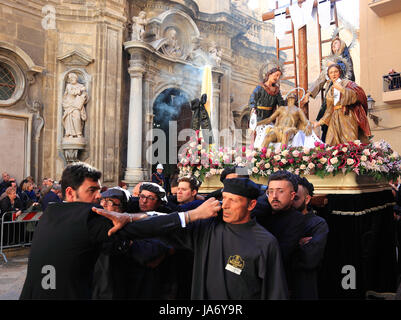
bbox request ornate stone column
[124,45,147,185]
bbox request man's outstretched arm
[92,197,221,238]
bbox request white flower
[300,164,306,170]
[265,162,271,169]
[292,150,300,157]
[354,140,361,146]
[303,156,310,162]
[274,155,281,161]
[281,158,287,164]
[347,158,355,165]
[363,149,370,156]
[235,156,242,163]
[332,150,338,156]
[342,147,348,153]
[281,150,289,157]
[303,147,310,154]
[319,157,328,164]
[266,149,272,157]
[308,163,315,169]
[361,155,367,162]
[252,167,259,173]
[330,157,338,165]
[252,157,257,163]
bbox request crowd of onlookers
[0,172,63,219]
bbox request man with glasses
[127,182,171,214]
[253,170,305,298]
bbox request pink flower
[261,147,267,154]
[242,146,246,152]
[314,141,320,147]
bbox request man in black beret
[96,177,288,300]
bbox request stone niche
[57,50,94,164]
[145,9,201,61]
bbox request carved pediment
[58,49,94,66]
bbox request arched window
[0,56,25,106]
[0,62,16,100]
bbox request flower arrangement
[178,131,401,182]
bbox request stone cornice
[124,40,223,74]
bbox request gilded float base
[199,173,390,195]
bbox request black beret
[101,187,129,201]
[139,182,167,204]
[222,178,260,200]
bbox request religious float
[178,131,401,299]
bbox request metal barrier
[0,210,42,263]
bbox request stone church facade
[0,0,277,186]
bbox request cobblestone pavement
[0,249,29,300]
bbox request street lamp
[367,95,375,112]
[366,94,381,125]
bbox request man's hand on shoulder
[187,197,221,222]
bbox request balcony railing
[383,73,401,92]
[382,73,401,103]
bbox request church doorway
[152,88,192,192]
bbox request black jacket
[20,202,182,300]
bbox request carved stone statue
[131,11,148,41]
[162,27,182,58]
[62,72,88,138]
[209,42,222,67]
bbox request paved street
[0,249,29,300]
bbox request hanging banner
[318,0,332,29]
[274,8,290,40]
[288,0,314,30]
